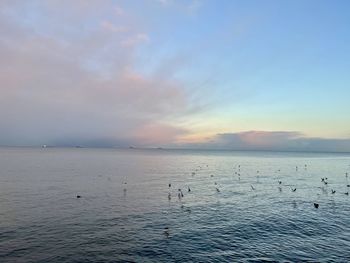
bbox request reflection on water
[0,147,350,262]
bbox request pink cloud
[130,123,188,145]
[0,1,190,147]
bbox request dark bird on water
[345,192,349,195]
[314,203,319,209]
[216,187,220,192]
[291,188,296,192]
[251,185,255,190]
[169,183,171,188]
[331,189,336,194]
[188,187,191,192]
[76,195,81,198]
[278,180,282,185]
[164,227,170,238]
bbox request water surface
[1,147,350,262]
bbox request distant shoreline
[0,145,349,155]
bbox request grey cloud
[180,131,350,153]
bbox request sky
[1,0,350,152]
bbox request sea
[0,147,350,262]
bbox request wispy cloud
[0,1,190,147]
[121,33,150,47]
[100,21,129,33]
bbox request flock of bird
[160,163,349,238]
[73,162,349,238]
[164,164,350,211]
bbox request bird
[345,192,349,195]
[164,227,170,238]
[314,203,319,209]
[278,180,282,185]
[169,183,171,188]
[251,185,255,190]
[347,184,350,187]
[76,195,81,198]
[216,187,220,192]
[331,189,336,194]
[188,187,191,192]
[291,188,296,192]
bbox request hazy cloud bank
[179,131,350,153]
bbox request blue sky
[0,0,349,151]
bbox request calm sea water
[1,147,350,262]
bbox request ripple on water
[1,148,350,262]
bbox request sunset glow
[1,0,350,151]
